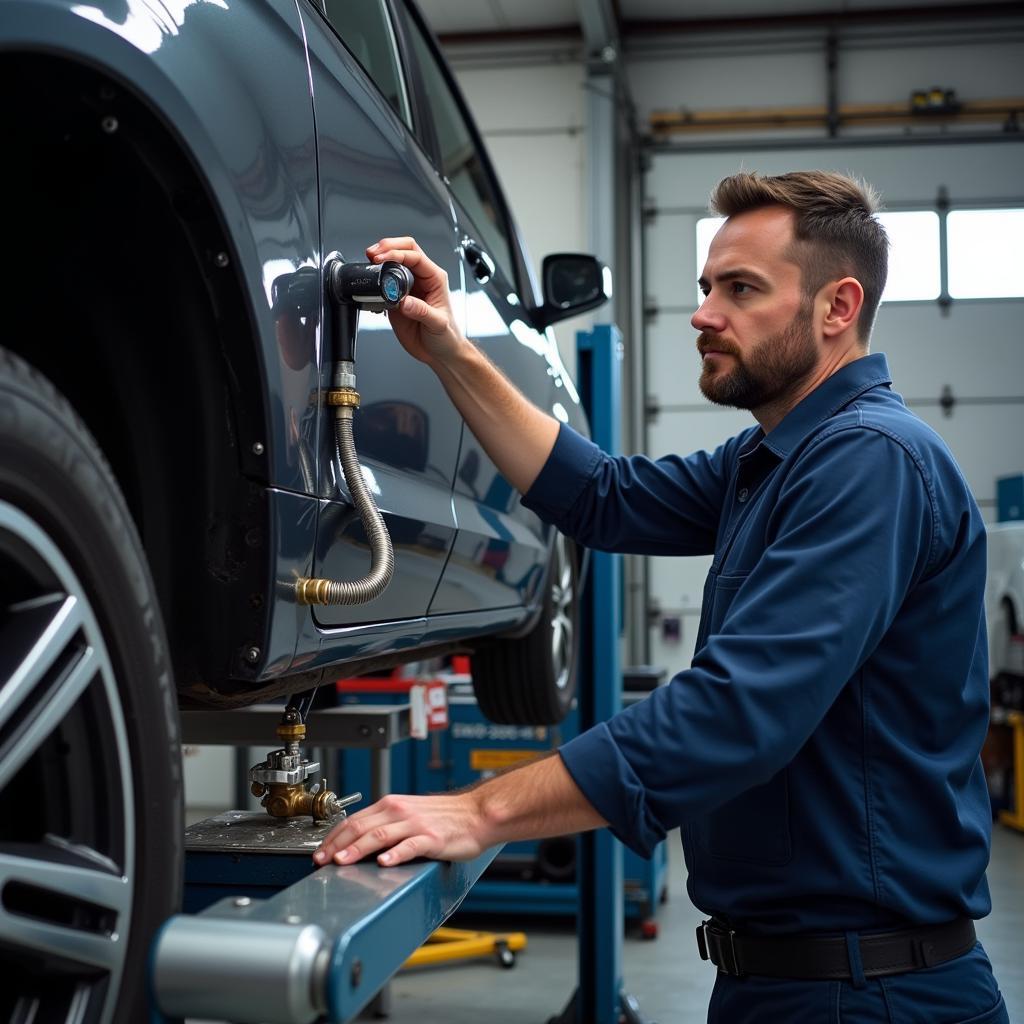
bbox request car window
[403,15,514,280]
[322,0,411,127]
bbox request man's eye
[732,282,752,295]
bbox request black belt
[696,916,976,980]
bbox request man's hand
[367,237,465,366]
[312,752,606,869]
[313,790,491,868]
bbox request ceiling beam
[437,2,1023,47]
[622,2,1024,36]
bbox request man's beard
[697,307,818,412]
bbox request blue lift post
[550,324,649,1024]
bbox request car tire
[471,533,579,725]
[0,347,182,1021]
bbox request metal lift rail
[153,845,497,1023]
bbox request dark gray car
[0,1,608,1017]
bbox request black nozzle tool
[327,259,414,314]
[325,258,414,364]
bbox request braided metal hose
[294,402,395,606]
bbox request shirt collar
[755,352,893,460]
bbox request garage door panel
[645,211,702,303]
[646,144,1024,212]
[647,308,1024,412]
[874,302,1024,401]
[910,403,1023,507]
[648,407,758,460]
[646,312,705,406]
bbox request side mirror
[535,253,612,330]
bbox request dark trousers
[707,942,1007,1024]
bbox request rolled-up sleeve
[559,424,936,857]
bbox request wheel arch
[0,30,283,696]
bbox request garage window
[876,211,941,303]
[947,209,1024,299]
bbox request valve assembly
[249,704,361,823]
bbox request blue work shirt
[523,352,992,935]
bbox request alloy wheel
[549,533,575,694]
[0,499,135,1022]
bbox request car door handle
[461,238,495,284]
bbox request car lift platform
[152,810,498,1024]
[151,701,499,1024]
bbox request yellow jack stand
[998,711,1024,832]
[403,926,527,970]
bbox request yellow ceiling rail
[649,97,1024,135]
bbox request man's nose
[691,298,725,334]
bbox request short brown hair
[710,170,889,342]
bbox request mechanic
[314,170,1007,1023]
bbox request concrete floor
[371,826,1024,1024]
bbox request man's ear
[821,277,864,338]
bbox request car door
[299,0,466,629]
[395,5,568,618]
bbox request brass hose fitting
[294,377,395,605]
[326,388,360,408]
[276,720,306,745]
[261,782,347,822]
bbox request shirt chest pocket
[694,569,750,651]
[692,569,793,867]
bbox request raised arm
[368,236,559,495]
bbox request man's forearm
[474,751,607,847]
[428,341,560,495]
[313,748,607,867]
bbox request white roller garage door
[643,140,1024,671]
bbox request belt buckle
[696,919,743,977]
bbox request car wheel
[0,348,182,1021]
[471,533,579,724]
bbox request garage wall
[441,21,1024,679]
[633,27,1024,675]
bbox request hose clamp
[326,388,360,408]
